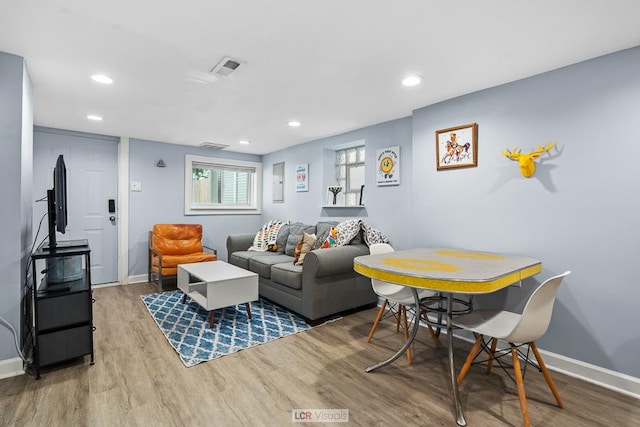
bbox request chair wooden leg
[486,337,498,374]
[458,334,483,384]
[511,346,530,427]
[421,312,442,347]
[367,299,388,342]
[401,305,412,364]
[531,341,564,409]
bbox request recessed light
[402,75,422,87]
[86,114,103,121]
[91,74,113,84]
[239,140,250,145]
[288,121,301,127]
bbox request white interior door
[34,131,118,284]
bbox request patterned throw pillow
[335,219,362,246]
[321,227,338,248]
[362,223,390,246]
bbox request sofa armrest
[226,233,255,258]
[303,244,369,278]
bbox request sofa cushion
[229,250,280,270]
[271,262,304,290]
[249,254,295,278]
[285,222,315,256]
[275,223,291,253]
[335,219,362,246]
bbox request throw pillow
[248,219,288,252]
[294,232,317,265]
[334,219,362,246]
[362,223,390,246]
[275,223,291,253]
[321,227,338,248]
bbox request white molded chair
[453,271,571,427]
[366,243,440,363]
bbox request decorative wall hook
[503,142,556,178]
[157,159,166,168]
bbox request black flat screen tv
[45,154,68,250]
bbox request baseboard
[0,357,24,380]
[537,348,640,399]
[127,274,148,284]
[451,331,640,400]
[93,281,120,289]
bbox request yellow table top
[354,248,541,294]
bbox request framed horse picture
[436,123,478,170]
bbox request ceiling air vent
[198,142,230,150]
[210,57,243,77]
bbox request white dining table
[354,247,542,426]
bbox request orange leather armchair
[148,224,217,292]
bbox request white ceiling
[2,1,640,155]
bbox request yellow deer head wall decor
[503,142,557,178]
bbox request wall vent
[198,142,230,150]
[210,57,243,77]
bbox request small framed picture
[436,123,478,170]
[295,163,308,192]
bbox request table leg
[365,287,421,372]
[447,293,467,426]
[245,302,252,320]
[209,311,214,328]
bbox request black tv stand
[28,241,95,379]
[42,239,89,251]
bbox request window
[185,154,262,215]
[336,145,365,206]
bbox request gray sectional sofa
[226,221,377,321]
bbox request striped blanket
[248,219,288,252]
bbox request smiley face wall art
[376,146,400,186]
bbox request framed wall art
[376,146,400,186]
[295,163,308,192]
[436,123,478,170]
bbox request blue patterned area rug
[141,290,312,367]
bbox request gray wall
[0,52,33,361]
[412,46,640,378]
[128,138,263,273]
[261,117,414,248]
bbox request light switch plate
[130,181,142,192]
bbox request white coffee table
[177,261,258,328]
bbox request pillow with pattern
[321,227,338,248]
[362,222,390,246]
[335,219,362,246]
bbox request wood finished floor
[1,282,638,426]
